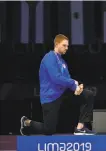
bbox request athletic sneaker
[74,127,96,135]
[20,116,29,135]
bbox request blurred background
[0,1,106,135]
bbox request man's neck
[54,48,61,55]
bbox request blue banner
[17,135,106,151]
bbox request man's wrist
[76,86,80,91]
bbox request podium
[93,109,106,133]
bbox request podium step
[93,109,106,133]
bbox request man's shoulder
[43,50,54,60]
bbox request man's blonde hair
[54,34,69,46]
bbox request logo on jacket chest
[62,64,66,68]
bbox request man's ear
[54,42,57,47]
[55,42,58,47]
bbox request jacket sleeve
[43,54,77,91]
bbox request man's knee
[83,88,94,98]
[84,87,97,97]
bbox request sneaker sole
[20,128,25,136]
[20,116,26,136]
[74,132,95,135]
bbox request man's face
[56,39,69,55]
